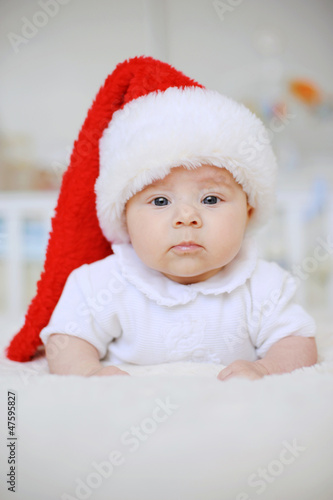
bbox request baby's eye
[151,197,169,206]
[202,195,221,205]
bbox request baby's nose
[173,204,202,228]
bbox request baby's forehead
[147,164,235,189]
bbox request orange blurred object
[289,79,322,105]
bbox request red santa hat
[6,55,277,361]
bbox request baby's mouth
[171,241,203,253]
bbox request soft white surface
[1,318,333,500]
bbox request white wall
[0,0,332,170]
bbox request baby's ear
[247,204,254,221]
[122,210,132,242]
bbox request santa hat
[6,55,277,362]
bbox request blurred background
[0,0,332,339]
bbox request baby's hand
[217,360,269,381]
[89,365,130,377]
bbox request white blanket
[1,319,333,500]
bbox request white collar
[112,239,258,307]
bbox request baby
[40,58,317,380]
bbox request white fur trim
[95,87,277,243]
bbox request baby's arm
[45,334,130,377]
[217,336,317,381]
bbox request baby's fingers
[217,360,266,381]
[92,366,130,377]
[217,367,234,381]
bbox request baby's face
[125,164,253,284]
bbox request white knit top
[40,239,315,366]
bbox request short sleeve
[39,262,122,359]
[248,261,316,359]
